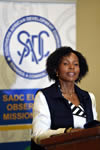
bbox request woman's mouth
[67,72,75,77]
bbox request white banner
[0,1,76,89]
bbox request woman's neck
[59,80,75,94]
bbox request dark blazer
[41,82,94,129]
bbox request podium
[40,126,100,150]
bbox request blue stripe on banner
[0,89,39,125]
[0,141,31,150]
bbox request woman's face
[57,52,80,83]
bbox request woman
[31,46,97,144]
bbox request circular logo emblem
[3,15,61,79]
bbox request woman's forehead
[61,53,79,61]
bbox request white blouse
[31,91,97,144]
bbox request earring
[56,72,58,77]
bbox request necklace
[58,84,75,98]
[60,89,75,98]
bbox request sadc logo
[3,15,61,79]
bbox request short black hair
[46,46,88,82]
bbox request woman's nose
[69,64,74,69]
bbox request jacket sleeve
[89,92,98,120]
[31,91,65,144]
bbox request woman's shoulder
[40,83,57,93]
[75,84,88,94]
[88,92,95,98]
[75,85,95,99]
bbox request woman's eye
[74,63,79,66]
[63,62,68,65]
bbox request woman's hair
[46,46,88,82]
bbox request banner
[0,89,38,150]
[0,1,76,149]
[0,1,76,89]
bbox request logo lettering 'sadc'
[3,15,61,79]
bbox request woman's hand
[64,127,83,133]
